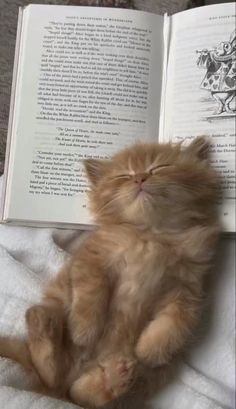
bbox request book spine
[158,13,171,142]
[0,7,24,221]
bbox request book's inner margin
[158,13,171,141]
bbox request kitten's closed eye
[109,174,132,181]
[149,164,171,174]
[109,164,172,181]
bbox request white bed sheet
[0,177,235,409]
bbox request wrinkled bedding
[0,176,235,409]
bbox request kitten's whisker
[96,193,123,215]
[96,190,135,215]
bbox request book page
[4,5,163,226]
[162,3,235,233]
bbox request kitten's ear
[186,136,210,160]
[83,159,110,185]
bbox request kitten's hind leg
[26,304,66,390]
[69,355,137,408]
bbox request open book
[1,3,235,232]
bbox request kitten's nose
[134,173,147,185]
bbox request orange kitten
[0,137,220,408]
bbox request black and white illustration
[197,30,236,116]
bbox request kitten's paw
[135,334,169,367]
[101,356,136,398]
[70,366,106,407]
[70,357,136,407]
[26,305,62,341]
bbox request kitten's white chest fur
[111,230,167,309]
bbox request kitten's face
[84,137,218,229]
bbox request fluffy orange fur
[0,137,220,408]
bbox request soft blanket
[0,176,235,409]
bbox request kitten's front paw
[26,305,62,341]
[70,356,136,407]
[135,334,169,367]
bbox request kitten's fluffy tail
[0,336,34,374]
